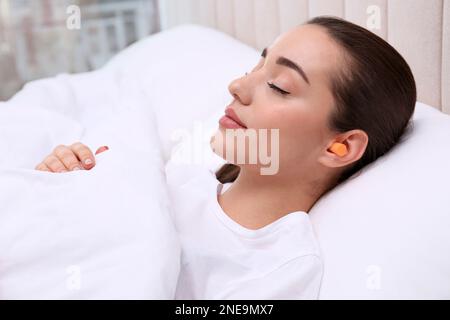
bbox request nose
[228,72,252,106]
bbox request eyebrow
[262,48,311,85]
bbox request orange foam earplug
[330,143,348,157]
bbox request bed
[0,0,449,299]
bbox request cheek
[275,108,327,163]
[210,99,331,166]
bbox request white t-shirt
[167,167,323,300]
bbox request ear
[318,129,369,169]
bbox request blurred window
[0,0,160,100]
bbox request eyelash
[247,58,291,96]
[267,82,290,95]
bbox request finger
[54,145,82,171]
[70,142,96,170]
[95,146,109,155]
[35,162,51,172]
[44,155,68,173]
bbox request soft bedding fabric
[0,67,180,299]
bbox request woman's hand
[35,142,109,173]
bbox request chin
[210,130,227,161]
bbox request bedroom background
[1,0,449,115]
[0,0,160,101]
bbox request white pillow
[309,102,450,299]
[0,82,180,299]
[143,25,450,299]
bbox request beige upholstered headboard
[158,0,450,115]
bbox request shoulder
[271,212,322,259]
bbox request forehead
[269,25,344,84]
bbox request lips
[219,107,247,129]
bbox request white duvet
[0,69,180,299]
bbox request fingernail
[96,146,109,155]
[72,167,81,171]
[84,159,93,165]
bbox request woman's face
[211,24,347,177]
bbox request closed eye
[267,82,291,95]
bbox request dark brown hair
[216,16,416,189]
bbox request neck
[218,166,324,230]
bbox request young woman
[35,17,416,299]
